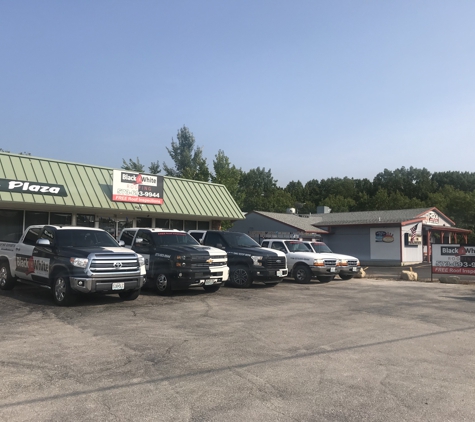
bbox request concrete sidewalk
[363,263,475,284]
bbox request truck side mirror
[118,240,125,247]
[36,238,51,247]
[216,243,224,249]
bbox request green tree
[373,166,433,200]
[321,195,356,213]
[121,157,145,172]
[163,126,210,181]
[284,181,306,203]
[238,167,287,212]
[121,158,161,174]
[211,150,242,202]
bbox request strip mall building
[0,152,244,242]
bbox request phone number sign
[112,170,164,205]
[432,245,475,275]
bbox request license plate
[112,282,124,290]
[205,279,214,285]
[330,267,336,273]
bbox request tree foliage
[121,157,161,174]
[211,150,242,203]
[163,126,210,181]
[119,129,475,237]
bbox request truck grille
[347,260,358,266]
[89,253,140,273]
[324,259,337,267]
[263,256,286,270]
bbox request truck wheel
[317,276,333,283]
[339,274,354,281]
[229,266,253,288]
[155,273,172,295]
[52,272,77,306]
[294,265,312,284]
[0,261,15,290]
[203,284,220,293]
[119,288,141,300]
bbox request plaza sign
[0,179,68,197]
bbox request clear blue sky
[1,1,474,187]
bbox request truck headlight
[313,259,325,267]
[138,255,145,267]
[251,256,263,266]
[70,257,88,268]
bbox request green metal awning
[0,152,244,221]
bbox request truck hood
[59,246,137,257]
[154,245,226,256]
[226,246,285,257]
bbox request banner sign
[112,170,164,205]
[0,178,68,197]
[432,244,475,275]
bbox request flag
[410,223,418,243]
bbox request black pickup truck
[118,228,229,294]
[0,225,146,306]
[188,230,288,288]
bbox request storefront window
[118,219,132,234]
[25,211,48,227]
[184,220,197,231]
[156,219,169,229]
[77,214,95,227]
[99,217,116,238]
[0,209,24,242]
[198,221,210,230]
[170,219,183,230]
[136,217,152,228]
[50,213,72,225]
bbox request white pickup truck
[261,239,339,283]
[302,241,361,280]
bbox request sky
[1,1,475,188]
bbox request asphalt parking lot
[1,277,475,422]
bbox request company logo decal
[15,254,50,277]
[375,231,394,243]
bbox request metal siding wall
[322,226,371,262]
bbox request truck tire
[119,288,141,300]
[317,275,333,283]
[0,261,15,290]
[155,273,172,295]
[339,274,354,281]
[52,272,77,306]
[294,265,312,284]
[203,284,220,293]
[229,265,253,288]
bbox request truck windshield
[284,241,312,252]
[153,233,200,246]
[56,230,119,248]
[223,232,260,248]
[311,243,333,253]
